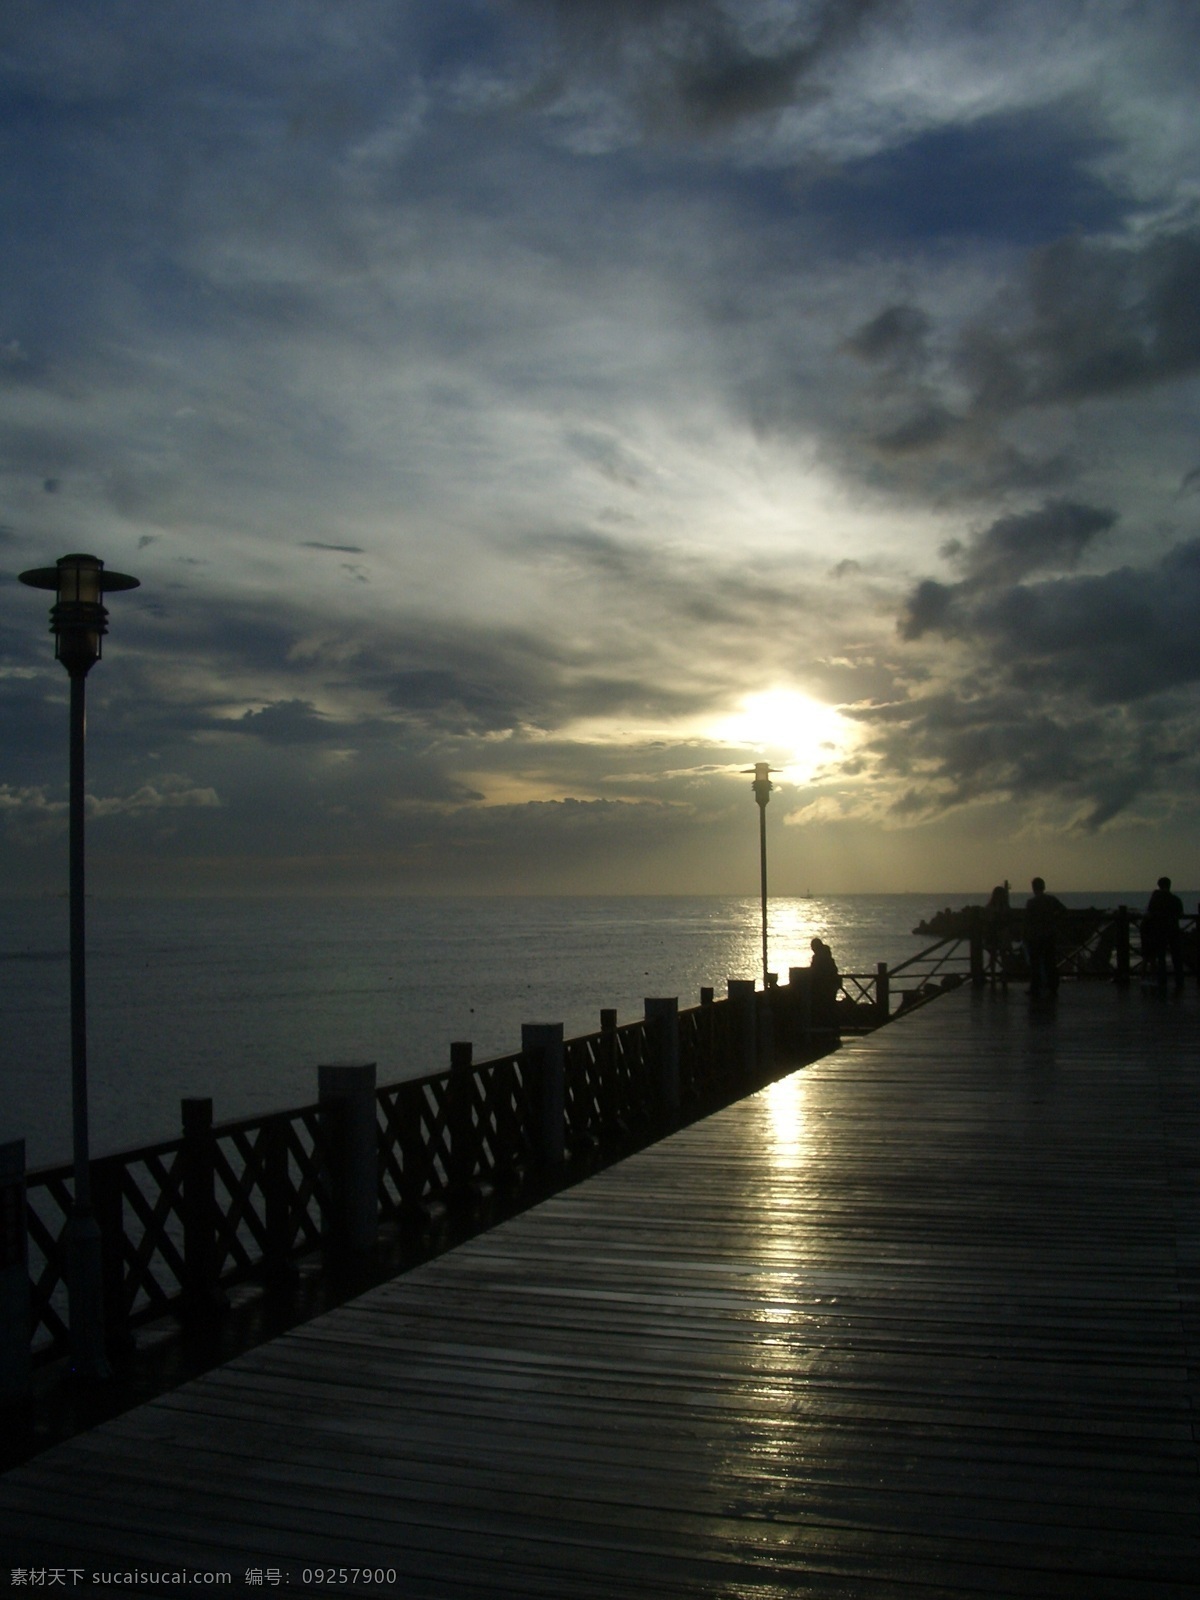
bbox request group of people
[805,874,1187,1024]
[984,875,1187,996]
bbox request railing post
[523,1023,565,1173]
[91,1155,132,1359]
[876,962,890,1025]
[319,1063,379,1258]
[447,1041,475,1208]
[758,979,776,1075]
[0,1140,31,1406]
[260,1113,299,1285]
[696,988,716,1098]
[1115,905,1130,986]
[789,967,812,1055]
[644,997,680,1131]
[969,909,985,987]
[599,1009,620,1136]
[727,979,758,1084]
[181,1098,227,1322]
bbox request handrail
[20,954,963,1363]
[888,935,970,980]
[13,978,814,1369]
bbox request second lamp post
[749,761,773,989]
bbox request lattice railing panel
[838,973,878,1007]
[208,1108,327,1284]
[468,1052,532,1186]
[377,1071,454,1217]
[564,1031,610,1147]
[98,1145,187,1327]
[608,1021,656,1130]
[678,1004,721,1108]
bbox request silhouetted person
[810,937,840,1032]
[1024,877,1064,997]
[1142,876,1184,985]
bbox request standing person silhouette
[1142,876,1184,985]
[809,937,840,1034]
[1024,877,1065,998]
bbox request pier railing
[972,904,1200,986]
[1,922,1054,1387]
[5,978,813,1378]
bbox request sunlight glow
[708,688,853,783]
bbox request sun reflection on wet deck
[762,1071,809,1176]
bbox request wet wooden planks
[1,982,1198,1597]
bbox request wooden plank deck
[2,982,1198,1597]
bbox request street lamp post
[19,553,139,1379]
[746,762,774,989]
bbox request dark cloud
[899,579,955,642]
[524,0,887,133]
[840,226,1200,508]
[952,500,1116,585]
[861,685,1187,831]
[980,540,1200,704]
[903,523,1200,703]
[961,229,1200,414]
[675,0,888,131]
[900,499,1117,638]
[384,665,530,731]
[233,700,331,744]
[301,541,367,554]
[885,534,1200,826]
[845,304,931,371]
[873,403,957,456]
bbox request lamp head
[742,761,774,807]
[19,552,139,675]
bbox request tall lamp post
[745,762,774,988]
[19,553,139,1379]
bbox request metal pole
[747,763,773,991]
[20,553,139,1382]
[66,667,109,1378]
[758,798,768,989]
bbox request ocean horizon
[1,889,1186,1169]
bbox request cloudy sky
[2,0,1199,896]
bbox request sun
[708,688,851,782]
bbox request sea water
[0,891,1156,1169]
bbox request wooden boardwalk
[2,982,1198,1597]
